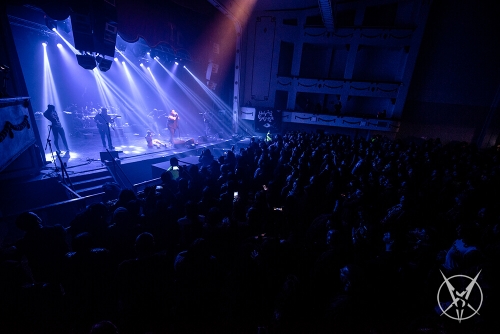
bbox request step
[76,185,108,197]
[69,169,112,183]
[71,175,115,191]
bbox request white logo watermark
[437,270,483,322]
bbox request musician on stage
[145,130,167,149]
[167,109,179,143]
[94,107,115,150]
[43,104,70,154]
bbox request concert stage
[40,126,234,178]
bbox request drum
[82,116,94,128]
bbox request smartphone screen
[234,191,238,199]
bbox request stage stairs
[69,168,116,197]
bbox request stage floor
[41,127,233,176]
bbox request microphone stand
[55,150,74,190]
[44,125,58,171]
[44,125,74,190]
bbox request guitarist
[167,109,180,144]
[94,107,115,150]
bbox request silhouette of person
[167,109,179,143]
[94,107,114,150]
[43,104,70,154]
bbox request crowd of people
[1,130,500,333]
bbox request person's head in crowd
[206,207,222,227]
[408,227,435,250]
[112,207,131,226]
[254,190,266,204]
[188,164,199,176]
[326,229,343,248]
[135,232,155,257]
[226,149,235,161]
[102,183,121,202]
[246,206,262,234]
[199,165,210,178]
[117,189,136,204]
[220,164,230,175]
[201,185,212,199]
[86,202,108,221]
[170,156,179,167]
[160,170,174,184]
[16,211,42,232]
[125,199,141,217]
[89,320,119,334]
[186,238,210,259]
[340,264,366,294]
[72,232,94,252]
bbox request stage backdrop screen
[255,108,282,133]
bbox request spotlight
[114,57,118,62]
[76,54,96,70]
[57,43,62,48]
[42,42,47,47]
[175,61,179,65]
[96,55,113,72]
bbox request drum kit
[201,110,218,137]
[62,103,121,135]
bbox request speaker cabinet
[100,150,122,162]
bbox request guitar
[95,115,121,131]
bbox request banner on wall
[255,108,282,133]
[0,98,36,172]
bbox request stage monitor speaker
[100,150,122,162]
[173,138,195,148]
